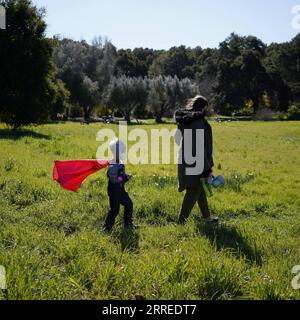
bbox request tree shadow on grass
[0,129,51,140]
[196,222,263,265]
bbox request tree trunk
[83,105,90,121]
[125,113,131,124]
[155,104,165,123]
[155,114,163,123]
[253,96,260,113]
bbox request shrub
[286,104,300,120]
[254,108,275,121]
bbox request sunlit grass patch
[0,121,299,300]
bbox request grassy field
[0,121,300,300]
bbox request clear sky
[32,0,300,49]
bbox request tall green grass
[0,121,300,300]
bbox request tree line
[1,0,300,128]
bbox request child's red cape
[53,160,109,192]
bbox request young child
[103,139,136,233]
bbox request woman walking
[175,95,219,224]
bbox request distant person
[175,95,219,224]
[103,139,137,233]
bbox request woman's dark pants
[178,183,210,224]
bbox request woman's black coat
[175,109,214,192]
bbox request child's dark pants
[105,183,133,230]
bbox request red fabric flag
[53,160,109,192]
